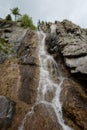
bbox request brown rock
[60,79,87,130]
[18,30,39,105]
[0,27,39,130]
[24,103,63,130]
[18,64,39,104]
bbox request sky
[0,0,87,28]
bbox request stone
[45,20,87,130]
[24,103,63,130]
[18,64,39,105]
[0,96,15,130]
[0,21,39,130]
[60,79,87,130]
[65,56,87,74]
[56,20,87,79]
[0,19,87,130]
[21,55,37,65]
[45,20,87,80]
[0,53,6,64]
[45,34,58,54]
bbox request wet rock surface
[45,20,87,130]
[24,103,63,130]
[0,19,87,130]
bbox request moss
[0,38,6,44]
[0,38,13,54]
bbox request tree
[11,7,20,21]
[19,14,36,30]
[5,14,12,21]
[37,20,41,30]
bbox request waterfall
[18,30,73,130]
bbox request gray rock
[0,53,6,64]
[65,56,87,74]
[61,40,87,57]
[0,96,15,129]
[0,23,27,63]
[21,55,37,65]
[46,20,87,80]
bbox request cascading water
[36,31,73,130]
[18,28,73,130]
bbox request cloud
[0,0,87,28]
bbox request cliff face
[0,20,39,130]
[45,20,87,130]
[0,19,87,130]
[46,20,87,80]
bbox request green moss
[0,38,13,54]
[0,38,6,44]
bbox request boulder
[23,103,63,130]
[0,96,15,130]
[0,21,12,28]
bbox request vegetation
[37,20,48,31]
[0,38,13,54]
[10,7,21,21]
[19,14,36,30]
[1,7,36,30]
[5,14,12,21]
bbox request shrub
[19,14,36,30]
[5,14,12,21]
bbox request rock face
[0,20,39,130]
[46,20,87,80]
[0,19,87,130]
[0,96,15,130]
[45,20,87,130]
[61,79,87,130]
[24,103,63,130]
[0,20,27,63]
[18,30,39,105]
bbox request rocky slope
[46,20,87,81]
[45,20,87,130]
[0,20,39,130]
[0,19,87,130]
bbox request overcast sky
[0,0,87,28]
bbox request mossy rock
[0,38,13,54]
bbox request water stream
[18,29,73,130]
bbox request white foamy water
[18,28,73,130]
